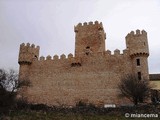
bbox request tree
[0,69,21,113]
[0,68,32,113]
[118,74,151,105]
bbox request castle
[18,21,149,106]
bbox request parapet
[104,49,129,56]
[19,43,40,65]
[38,50,130,66]
[114,49,120,55]
[53,55,59,60]
[40,56,45,61]
[38,53,82,67]
[125,29,149,57]
[77,21,102,26]
[74,21,103,32]
[68,53,73,59]
[123,49,129,55]
[46,55,52,60]
[125,29,147,38]
[39,53,74,61]
[20,43,40,50]
[105,50,111,55]
[60,54,66,59]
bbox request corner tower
[126,30,149,80]
[18,43,40,81]
[74,21,106,57]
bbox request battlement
[74,21,103,32]
[104,49,129,56]
[74,21,106,57]
[126,30,147,38]
[18,43,40,65]
[20,43,40,49]
[125,29,149,57]
[39,53,74,61]
[76,21,102,27]
[18,22,150,106]
[38,49,130,63]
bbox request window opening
[138,72,141,80]
[136,59,140,66]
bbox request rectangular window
[138,72,141,80]
[136,59,140,66]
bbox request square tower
[74,21,106,57]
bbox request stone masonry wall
[18,21,149,107]
[22,50,133,106]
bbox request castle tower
[18,43,40,81]
[125,30,149,80]
[74,21,106,57]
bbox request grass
[1,103,160,120]
[1,110,160,120]
[1,110,126,120]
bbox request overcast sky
[0,0,159,73]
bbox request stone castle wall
[18,21,149,107]
[22,49,132,106]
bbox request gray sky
[0,0,159,73]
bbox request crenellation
[78,23,82,26]
[60,54,66,59]
[126,30,147,38]
[114,49,120,55]
[18,21,149,107]
[68,53,73,59]
[89,21,93,25]
[105,50,111,55]
[31,44,35,48]
[20,43,25,47]
[75,21,103,30]
[40,56,45,61]
[136,29,140,35]
[75,21,105,57]
[123,49,129,55]
[130,31,134,35]
[126,29,149,56]
[142,30,147,35]
[53,55,59,60]
[83,22,87,26]
[27,43,30,47]
[18,43,40,65]
[95,21,99,24]
[38,54,77,62]
[20,43,40,49]
[46,55,52,60]
[37,50,131,63]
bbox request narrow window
[136,59,140,66]
[138,72,141,80]
[85,46,90,55]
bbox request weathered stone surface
[18,21,149,107]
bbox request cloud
[0,0,159,73]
